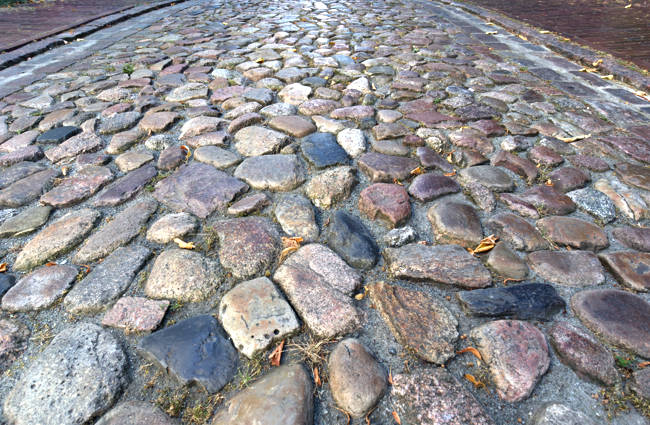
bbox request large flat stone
[358,183,411,227]
[301,132,349,169]
[599,251,650,292]
[536,216,609,251]
[427,201,483,248]
[96,401,176,425]
[234,154,305,191]
[325,211,379,269]
[40,165,113,207]
[0,205,52,238]
[486,212,548,252]
[2,265,78,312]
[358,152,419,182]
[0,168,60,208]
[94,165,157,207]
[45,131,103,163]
[527,250,605,287]
[234,126,289,156]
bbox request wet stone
[273,243,361,338]
[532,403,599,425]
[139,315,237,393]
[65,246,151,314]
[194,146,241,169]
[392,367,495,425]
[536,216,608,251]
[274,194,319,241]
[0,319,29,371]
[518,185,576,216]
[213,217,279,279]
[358,152,419,182]
[549,321,618,386]
[36,126,80,144]
[301,132,349,169]
[41,165,113,207]
[14,208,99,271]
[74,199,156,264]
[328,338,387,417]
[471,320,549,402]
[384,243,492,288]
[599,251,650,292]
[428,201,483,248]
[0,168,60,208]
[3,323,127,425]
[486,242,529,279]
[613,226,650,252]
[359,183,410,227]
[458,283,565,321]
[486,212,548,251]
[96,401,176,425]
[2,265,77,312]
[94,165,157,207]
[45,131,103,163]
[528,250,605,286]
[154,162,247,218]
[369,281,458,364]
[567,188,616,223]
[458,165,515,192]
[219,277,299,358]
[0,205,52,238]
[234,154,305,191]
[211,364,313,425]
[326,210,378,269]
[571,289,650,358]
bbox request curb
[0,0,187,71]
[438,0,650,92]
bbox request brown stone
[139,112,180,133]
[486,213,548,251]
[427,201,483,248]
[492,150,538,182]
[527,250,605,287]
[358,183,411,227]
[614,162,650,191]
[599,251,650,292]
[518,185,576,215]
[536,216,608,251]
[548,167,590,192]
[486,242,529,279]
[528,145,563,167]
[613,226,650,252]
[268,115,316,137]
[40,166,113,207]
[358,152,419,182]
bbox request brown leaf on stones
[268,339,284,367]
[464,373,485,388]
[354,286,369,300]
[443,170,456,177]
[388,367,393,385]
[556,134,591,143]
[410,166,425,176]
[457,346,483,362]
[334,407,351,425]
[639,361,650,368]
[392,411,401,424]
[45,262,57,266]
[173,238,195,250]
[468,234,498,255]
[0,263,6,273]
[279,236,303,263]
[393,178,403,186]
[313,366,321,387]
[180,145,191,161]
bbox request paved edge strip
[435,0,650,92]
[0,0,188,71]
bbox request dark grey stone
[36,126,81,144]
[301,132,349,169]
[326,211,378,269]
[0,274,16,297]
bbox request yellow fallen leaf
[539,30,551,34]
[255,58,264,63]
[393,178,403,186]
[579,67,597,73]
[592,59,603,67]
[518,34,528,41]
[313,366,322,387]
[557,134,591,143]
[392,411,401,424]
[468,234,498,255]
[443,170,457,177]
[180,145,191,161]
[0,263,6,273]
[173,238,195,249]
[624,3,632,7]
[279,236,303,263]
[464,373,485,388]
[410,166,425,176]
[601,75,614,80]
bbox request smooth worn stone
[567,188,616,223]
[301,132,349,169]
[0,161,46,189]
[0,131,38,153]
[358,152,419,182]
[235,126,289,156]
[65,246,151,314]
[36,126,81,144]
[269,115,316,137]
[569,154,610,172]
[369,281,458,364]
[330,105,375,121]
[486,212,548,251]
[278,83,312,105]
[548,167,590,192]
[492,150,538,182]
[384,243,492,288]
[415,146,454,173]
[145,248,218,301]
[392,367,495,425]
[630,368,650,400]
[213,217,279,279]
[486,242,529,279]
[228,112,264,134]
[615,162,650,191]
[2,265,77,312]
[549,322,618,386]
[147,213,197,244]
[96,401,176,425]
[3,323,127,425]
[528,250,605,286]
[74,199,156,264]
[219,277,299,358]
[518,185,576,216]
[298,99,340,116]
[328,338,387,417]
[273,243,361,338]
[326,210,378,269]
[45,131,103,162]
[156,145,184,171]
[179,116,226,140]
[427,201,483,248]
[0,319,29,371]
[599,251,650,292]
[528,145,564,167]
[14,208,99,271]
[194,146,241,169]
[408,173,459,202]
[359,183,410,227]
[165,83,208,102]
[458,165,515,192]
[94,165,157,207]
[458,283,565,321]
[139,315,237,393]
[41,165,113,207]
[227,193,270,215]
[0,168,60,208]
[274,194,319,241]
[532,403,599,425]
[572,289,650,358]
[471,320,549,402]
[139,112,180,133]
[77,152,111,166]
[337,128,366,158]
[183,130,229,148]
[106,128,145,154]
[154,162,247,218]
[613,226,650,252]
[372,122,410,140]
[243,87,274,105]
[536,216,609,251]
[305,166,356,209]
[102,297,169,333]
[211,364,313,425]
[0,205,52,238]
[99,111,142,134]
[234,154,305,191]
[115,152,153,172]
[0,145,44,167]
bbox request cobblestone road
[0,0,649,424]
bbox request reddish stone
[210,86,245,103]
[358,183,411,227]
[330,105,375,120]
[499,193,540,218]
[358,152,419,182]
[614,162,650,191]
[428,201,483,248]
[568,154,610,172]
[415,146,454,172]
[602,136,650,164]
[536,216,608,251]
[491,150,538,182]
[599,251,650,292]
[548,167,591,192]
[613,226,650,252]
[518,185,576,215]
[470,119,505,136]
[486,212,548,251]
[139,112,180,133]
[102,297,169,332]
[528,146,563,167]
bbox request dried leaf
[45,261,57,267]
[503,278,525,285]
[557,134,591,143]
[334,407,351,425]
[392,411,401,424]
[464,373,485,388]
[545,179,554,186]
[365,407,377,425]
[313,366,321,387]
[388,367,393,385]
[468,234,498,255]
[446,151,454,163]
[80,264,91,274]
[592,59,603,67]
[518,34,528,41]
[268,340,284,367]
[625,3,632,7]
[485,31,497,35]
[410,166,425,176]
[0,263,6,273]
[180,145,191,161]
[443,170,456,177]
[457,346,483,362]
[255,58,264,63]
[279,237,303,263]
[539,30,551,34]
[61,166,69,176]
[639,361,650,368]
[393,178,403,186]
[601,75,614,80]
[173,238,195,250]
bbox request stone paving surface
[0,0,649,424]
